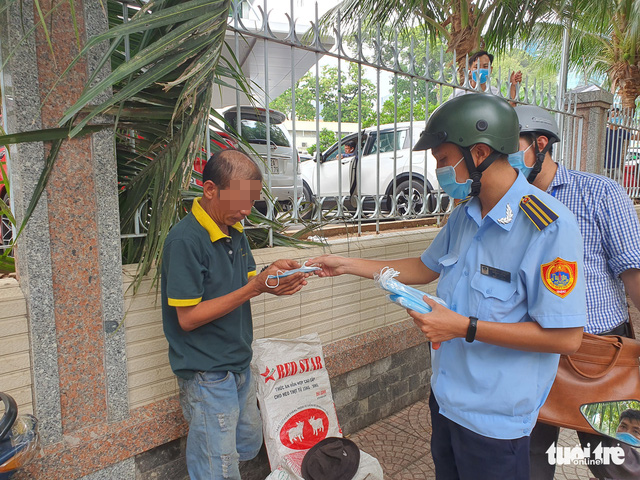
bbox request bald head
[203,149,263,189]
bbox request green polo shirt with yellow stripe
[161,198,257,380]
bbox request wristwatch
[466,316,478,343]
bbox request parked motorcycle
[0,392,39,479]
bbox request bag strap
[565,340,624,379]
[627,309,636,339]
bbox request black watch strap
[466,316,478,343]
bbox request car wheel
[300,181,316,220]
[388,178,434,215]
[1,190,13,256]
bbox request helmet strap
[527,135,558,183]
[461,147,501,197]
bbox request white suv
[209,106,304,212]
[300,122,446,215]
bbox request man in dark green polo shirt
[161,149,308,480]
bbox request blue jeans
[178,368,263,480]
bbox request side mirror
[581,400,640,448]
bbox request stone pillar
[573,89,614,174]
[1,0,130,476]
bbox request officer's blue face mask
[436,152,474,199]
[508,142,534,177]
[471,68,490,85]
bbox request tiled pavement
[349,398,592,479]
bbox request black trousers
[529,322,640,480]
[430,392,530,480]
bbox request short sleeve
[164,238,206,307]
[421,223,452,273]
[244,235,257,278]
[598,182,640,276]
[522,219,587,329]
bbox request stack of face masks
[374,267,447,349]
[374,266,447,313]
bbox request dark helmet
[413,94,520,154]
[514,105,560,183]
[413,94,520,196]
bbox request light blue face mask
[616,432,640,446]
[436,156,473,199]
[471,68,490,84]
[265,262,320,289]
[508,143,534,177]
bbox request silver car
[211,106,304,212]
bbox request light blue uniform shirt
[421,172,586,440]
[548,164,640,333]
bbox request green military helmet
[413,94,520,154]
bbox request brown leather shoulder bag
[538,333,640,433]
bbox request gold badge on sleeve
[540,257,578,298]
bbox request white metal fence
[0,0,607,250]
[218,0,585,239]
[604,106,640,199]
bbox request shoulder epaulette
[455,196,472,208]
[519,194,558,231]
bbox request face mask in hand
[436,156,473,199]
[507,143,534,177]
[471,68,490,85]
[265,262,320,289]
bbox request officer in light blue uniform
[308,95,586,480]
[411,94,586,479]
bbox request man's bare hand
[406,296,468,344]
[253,260,308,296]
[306,254,347,277]
[511,70,523,85]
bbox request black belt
[599,322,631,338]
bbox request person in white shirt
[451,50,521,106]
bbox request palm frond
[318,0,562,67]
[2,0,312,283]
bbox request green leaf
[0,124,108,146]
[0,253,15,275]
[61,8,229,126]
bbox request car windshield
[368,130,408,155]
[238,120,291,147]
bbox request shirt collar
[548,163,570,193]
[466,170,528,231]
[192,197,243,243]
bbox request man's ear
[536,135,550,151]
[472,143,493,166]
[203,180,218,200]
